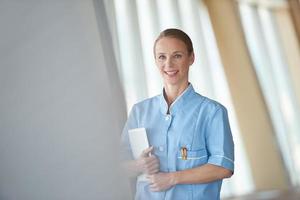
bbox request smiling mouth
[164,70,178,76]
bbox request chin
[164,79,180,86]
[163,77,188,87]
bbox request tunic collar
[159,83,195,115]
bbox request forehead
[155,37,188,53]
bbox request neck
[163,82,189,108]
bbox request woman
[121,28,234,200]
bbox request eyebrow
[173,51,184,54]
[156,51,185,54]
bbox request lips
[164,70,178,76]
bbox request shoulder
[130,95,160,112]
[192,92,227,114]
[203,96,226,112]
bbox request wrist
[134,159,144,173]
[170,171,180,186]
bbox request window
[239,0,300,186]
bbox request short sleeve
[119,105,138,161]
[206,106,234,172]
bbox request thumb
[141,146,153,157]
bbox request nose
[165,57,173,68]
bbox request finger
[139,155,157,167]
[149,184,160,192]
[144,157,158,166]
[146,156,160,166]
[146,164,159,174]
[149,160,160,169]
[148,155,159,161]
[141,159,155,171]
[147,176,155,185]
[141,146,154,157]
[151,167,160,174]
[145,162,159,173]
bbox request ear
[189,52,195,65]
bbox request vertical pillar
[204,0,289,190]
[274,7,300,108]
[288,0,300,46]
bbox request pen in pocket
[181,147,187,160]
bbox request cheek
[156,63,164,72]
[181,64,190,76]
[179,62,189,71]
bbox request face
[154,37,194,87]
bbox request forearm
[121,152,160,178]
[172,164,233,185]
[121,160,142,177]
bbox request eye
[174,54,182,59]
[158,55,166,60]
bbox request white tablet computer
[128,128,150,182]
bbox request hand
[136,146,160,175]
[147,172,176,192]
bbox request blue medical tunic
[121,84,234,200]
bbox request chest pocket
[176,148,208,171]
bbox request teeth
[165,71,177,75]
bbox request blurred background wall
[0,0,300,199]
[0,0,130,199]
